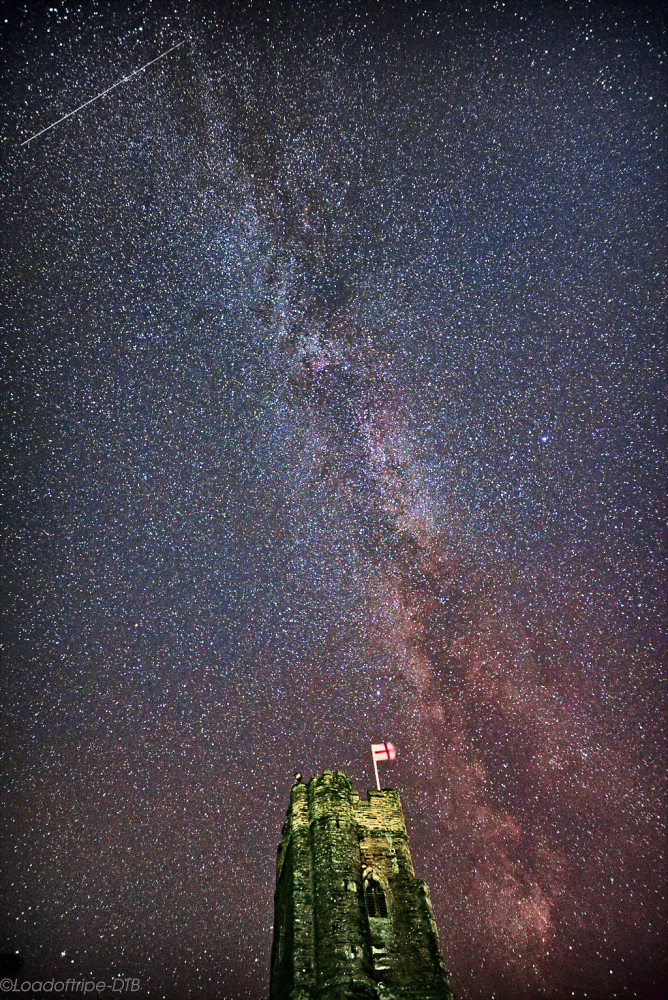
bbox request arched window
[364,877,388,918]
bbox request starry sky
[1,1,666,998]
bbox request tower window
[365,877,388,918]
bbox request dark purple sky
[2,2,666,998]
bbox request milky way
[2,2,666,998]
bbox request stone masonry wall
[354,790,454,1000]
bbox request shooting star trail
[20,39,187,146]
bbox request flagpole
[371,745,380,791]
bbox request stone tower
[269,769,455,1000]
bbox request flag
[371,742,397,761]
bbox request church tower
[269,769,455,1000]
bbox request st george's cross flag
[371,742,397,789]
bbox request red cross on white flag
[371,742,397,789]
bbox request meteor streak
[20,39,187,146]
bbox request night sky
[2,2,666,998]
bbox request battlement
[287,770,400,806]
